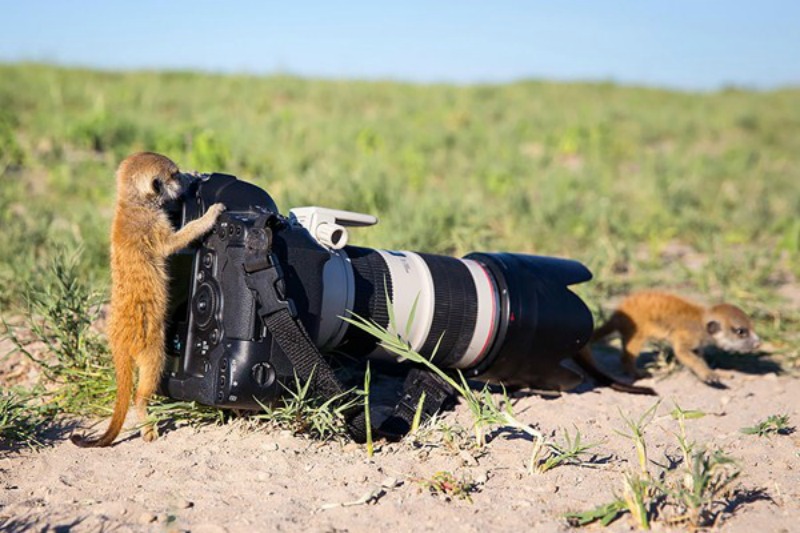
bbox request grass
[415,470,478,503]
[0,389,50,449]
[567,404,744,530]
[533,427,602,473]
[615,401,660,478]
[740,414,794,437]
[3,249,115,417]
[252,370,360,442]
[2,64,800,325]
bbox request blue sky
[1,1,798,90]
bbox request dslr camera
[163,172,594,412]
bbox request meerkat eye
[732,327,748,337]
[152,178,162,194]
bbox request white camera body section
[290,206,378,250]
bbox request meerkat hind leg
[620,333,648,379]
[134,347,165,442]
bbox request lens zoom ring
[343,247,392,356]
[418,254,478,367]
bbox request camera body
[163,172,595,410]
[163,173,320,409]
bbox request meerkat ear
[706,320,721,335]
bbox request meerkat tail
[71,356,134,448]
[574,347,656,396]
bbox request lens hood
[463,253,594,389]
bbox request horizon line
[3,60,799,95]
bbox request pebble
[381,477,401,489]
[459,449,478,466]
[138,512,157,524]
[261,442,279,452]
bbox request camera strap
[243,214,456,443]
[243,214,348,401]
[374,367,456,441]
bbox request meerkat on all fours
[71,152,225,448]
[582,291,761,388]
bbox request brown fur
[71,152,225,447]
[581,291,760,388]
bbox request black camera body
[164,173,316,409]
[163,172,596,411]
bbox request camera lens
[462,253,594,386]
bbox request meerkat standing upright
[72,152,225,447]
[581,291,761,388]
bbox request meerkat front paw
[208,203,226,217]
[199,203,226,232]
[701,371,727,389]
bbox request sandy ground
[1,339,799,533]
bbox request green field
[1,62,799,353]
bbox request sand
[1,338,799,533]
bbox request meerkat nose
[752,335,761,349]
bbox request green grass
[1,62,799,443]
[251,371,360,442]
[567,405,743,530]
[533,427,602,473]
[3,249,115,417]
[0,389,51,449]
[740,414,794,437]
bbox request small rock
[261,442,279,452]
[341,442,360,453]
[179,499,194,509]
[381,477,401,489]
[459,449,478,466]
[138,513,157,524]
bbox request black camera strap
[243,214,347,399]
[243,213,455,443]
[375,367,456,441]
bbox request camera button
[251,363,275,388]
[196,270,206,282]
[203,253,214,268]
